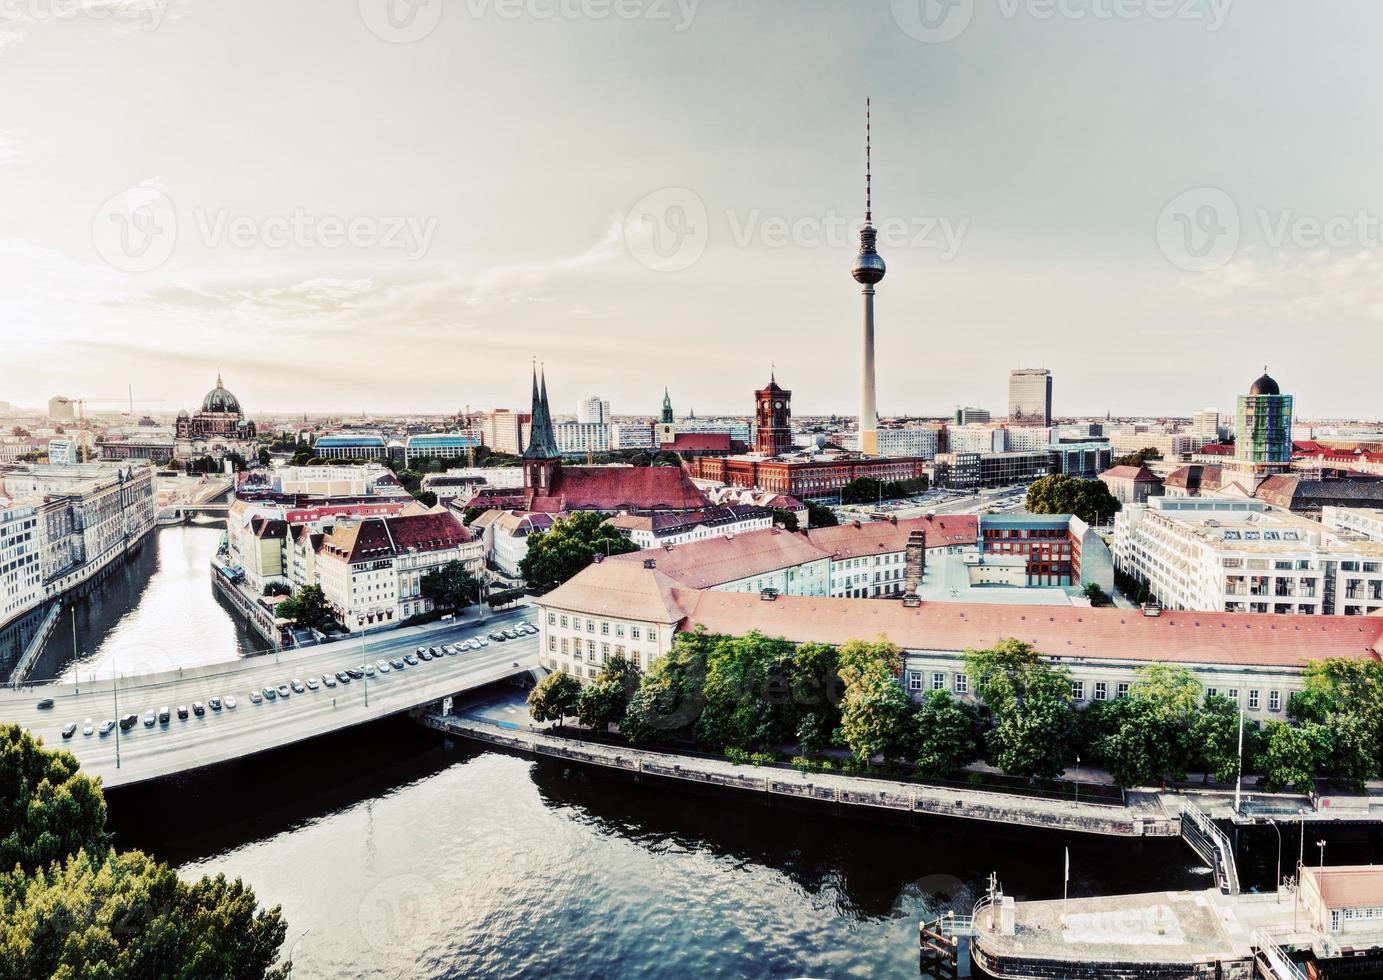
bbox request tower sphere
[852,249,886,284]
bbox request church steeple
[522,363,561,494]
[661,386,674,425]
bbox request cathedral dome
[201,373,242,415]
[1248,372,1280,397]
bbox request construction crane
[70,391,166,463]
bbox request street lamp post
[1265,818,1282,902]
[71,607,80,695]
[361,635,368,709]
[112,663,120,770]
[1075,754,1081,807]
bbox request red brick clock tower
[755,374,793,457]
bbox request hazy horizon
[4,0,1383,419]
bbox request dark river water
[38,528,1357,979]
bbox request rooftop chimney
[903,528,927,603]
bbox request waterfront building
[316,510,480,632]
[1300,866,1383,940]
[0,461,156,626]
[537,541,1380,705]
[403,432,481,467]
[1099,465,1164,505]
[577,396,610,425]
[605,505,774,550]
[312,434,389,461]
[1113,497,1383,616]
[1008,369,1053,427]
[0,500,41,625]
[1233,370,1294,475]
[173,373,258,462]
[242,464,409,498]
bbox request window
[572,616,581,630]
[1227,689,1239,705]
[1094,681,1107,701]
[954,673,968,695]
[560,638,569,655]
[1206,687,1217,698]
[615,624,625,638]
[632,651,641,668]
[587,620,595,633]
[1116,683,1130,699]
[601,621,610,635]
[547,612,556,625]
[631,626,641,640]
[560,615,568,628]
[1248,690,1259,710]
[1269,691,1280,712]
[907,671,922,692]
[648,627,657,642]
[548,636,556,652]
[932,672,945,691]
[1071,680,1085,701]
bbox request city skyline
[5,3,1383,417]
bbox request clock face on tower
[774,402,782,409]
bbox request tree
[414,490,438,507]
[1083,583,1111,606]
[785,641,842,750]
[0,727,289,979]
[0,849,290,980]
[697,632,797,751]
[1288,658,1383,786]
[276,584,336,632]
[836,637,911,764]
[1097,697,1183,788]
[806,501,838,528]
[1259,720,1332,793]
[1111,448,1162,468]
[841,477,885,506]
[965,639,1075,779]
[262,582,291,597]
[419,560,476,613]
[910,690,979,779]
[1024,474,1121,526]
[768,508,799,532]
[575,655,641,732]
[0,726,109,875]
[622,629,713,744]
[1189,693,1248,784]
[528,671,582,726]
[518,511,638,589]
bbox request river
[47,528,1297,978]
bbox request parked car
[249,690,263,704]
[119,714,138,731]
[36,697,54,710]
[336,671,351,684]
[417,649,433,662]
[477,636,489,647]
[430,647,442,657]
[208,697,222,710]
[177,705,189,719]
[143,711,156,728]
[193,702,205,717]
[262,687,276,700]
[376,659,391,673]
[346,667,363,679]
[364,663,376,677]
[489,632,505,642]
[98,719,115,736]
[306,677,320,691]
[276,685,291,699]
[225,695,237,709]
[159,707,170,724]
[321,674,337,688]
[402,654,418,666]
[290,679,305,693]
[61,722,77,739]
[82,718,94,736]
[390,658,405,670]
[415,646,427,656]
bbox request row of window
[906,670,1284,712]
[550,611,658,643]
[550,636,646,668]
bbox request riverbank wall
[423,713,1181,838]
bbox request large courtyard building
[1113,497,1383,617]
[403,432,481,467]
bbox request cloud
[1187,247,1383,322]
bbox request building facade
[1008,369,1053,426]
[404,432,481,466]
[173,374,258,462]
[753,376,794,456]
[1234,371,1294,474]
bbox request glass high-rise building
[1234,371,1293,473]
[1008,369,1053,426]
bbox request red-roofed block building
[316,510,481,633]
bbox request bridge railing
[1251,929,1307,980]
[1180,799,1240,895]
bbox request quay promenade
[425,714,1181,838]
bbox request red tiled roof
[806,515,978,556]
[1101,465,1160,482]
[606,526,827,589]
[387,510,468,551]
[682,592,1383,669]
[1309,866,1383,909]
[1197,443,1237,456]
[534,466,710,513]
[661,432,731,452]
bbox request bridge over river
[0,608,540,789]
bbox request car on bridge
[177,705,189,719]
[225,695,237,709]
[417,649,433,662]
[290,680,305,694]
[335,671,351,684]
[390,658,406,670]
[321,674,336,688]
[402,654,418,667]
[249,690,263,704]
[98,719,115,736]
[83,718,94,736]
[262,687,276,700]
[306,677,319,691]
[159,707,170,724]
[276,685,291,699]
[143,711,156,728]
[119,714,138,731]
[489,632,506,642]
[61,722,76,739]
[376,660,391,673]
[36,698,54,710]
[209,697,222,710]
[193,702,206,717]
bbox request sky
[2,0,1382,420]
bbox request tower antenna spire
[865,97,873,225]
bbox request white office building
[1008,369,1053,426]
[553,421,611,455]
[1114,497,1383,617]
[577,396,611,425]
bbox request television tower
[852,98,886,455]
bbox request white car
[225,696,237,709]
[82,718,94,736]
[321,674,337,688]
[376,659,391,673]
[305,677,320,691]
[477,636,489,647]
